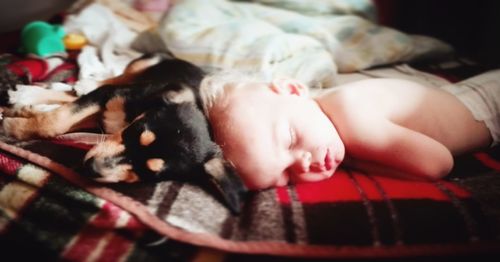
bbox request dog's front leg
[2,103,101,140]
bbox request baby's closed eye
[289,125,296,149]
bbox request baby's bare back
[316,78,491,155]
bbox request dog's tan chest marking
[103,96,127,133]
[140,130,156,146]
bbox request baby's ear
[270,77,309,97]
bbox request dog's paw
[73,78,100,96]
[49,82,73,92]
[7,85,40,107]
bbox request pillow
[136,0,452,88]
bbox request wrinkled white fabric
[141,0,453,89]
[64,3,142,85]
[442,69,500,146]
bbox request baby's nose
[291,151,312,173]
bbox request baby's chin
[319,169,336,182]
[241,176,275,190]
[331,141,346,165]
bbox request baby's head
[200,71,345,190]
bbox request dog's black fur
[1,53,247,214]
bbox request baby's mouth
[325,148,333,171]
[309,149,333,172]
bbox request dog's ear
[161,87,196,105]
[203,157,247,214]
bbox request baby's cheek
[274,173,290,187]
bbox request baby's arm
[345,120,454,181]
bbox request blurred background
[0,0,498,66]
[375,0,500,67]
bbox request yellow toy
[63,33,88,50]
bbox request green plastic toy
[21,21,66,57]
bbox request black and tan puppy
[1,53,247,213]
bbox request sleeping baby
[200,69,500,190]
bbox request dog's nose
[83,156,102,179]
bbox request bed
[1,0,499,261]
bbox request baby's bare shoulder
[317,78,434,117]
[315,78,435,137]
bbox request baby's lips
[325,148,333,171]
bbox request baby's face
[210,80,345,190]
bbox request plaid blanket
[1,131,500,260]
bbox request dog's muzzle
[83,155,138,183]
